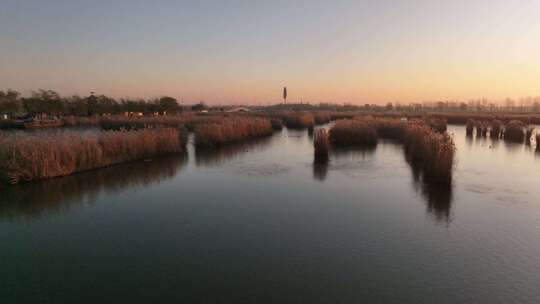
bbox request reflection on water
[0,154,187,220]
[312,163,329,181]
[405,150,453,224]
[195,137,273,167]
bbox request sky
[1,0,540,105]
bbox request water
[1,125,540,303]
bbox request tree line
[0,89,191,117]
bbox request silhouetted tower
[283,87,287,104]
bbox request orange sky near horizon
[1,0,539,105]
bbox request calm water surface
[1,125,540,303]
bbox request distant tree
[64,95,88,116]
[192,102,208,112]
[0,89,23,115]
[24,89,64,115]
[385,102,394,111]
[159,96,179,113]
[86,92,98,116]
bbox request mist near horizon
[1,0,540,104]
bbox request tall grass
[282,113,314,129]
[475,121,487,137]
[329,119,378,146]
[0,128,185,184]
[525,127,534,145]
[504,120,525,143]
[490,120,503,139]
[270,118,283,130]
[194,117,273,147]
[313,129,330,164]
[374,118,406,140]
[426,118,447,133]
[329,117,454,184]
[313,112,332,125]
[402,123,455,184]
[465,119,475,136]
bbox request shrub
[0,128,185,184]
[504,120,525,142]
[313,129,329,164]
[329,119,378,146]
[194,117,273,147]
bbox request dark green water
[1,126,540,303]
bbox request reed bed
[490,120,503,139]
[194,117,273,147]
[313,129,330,164]
[525,127,534,145]
[329,119,378,146]
[374,118,406,140]
[426,118,447,133]
[313,112,332,125]
[476,121,488,137]
[0,128,185,184]
[100,115,189,130]
[62,116,101,127]
[503,120,525,143]
[466,119,475,136]
[329,117,455,184]
[402,123,455,184]
[270,118,283,130]
[281,113,315,129]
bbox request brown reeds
[374,118,406,140]
[282,113,314,129]
[313,128,330,164]
[313,112,332,125]
[504,120,525,143]
[426,118,447,133]
[525,127,534,145]
[270,118,283,130]
[536,134,540,151]
[0,128,185,184]
[466,119,475,136]
[402,123,455,184]
[329,119,378,146]
[194,117,273,147]
[490,120,502,139]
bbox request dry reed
[466,119,475,136]
[329,119,378,146]
[282,113,315,129]
[0,128,185,184]
[194,117,273,147]
[504,120,525,143]
[313,129,330,164]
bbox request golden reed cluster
[326,117,455,184]
[194,117,273,147]
[0,128,185,184]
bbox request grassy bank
[0,128,185,184]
